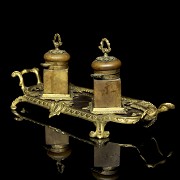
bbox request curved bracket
[11,68,42,94]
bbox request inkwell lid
[41,33,70,68]
[91,38,122,71]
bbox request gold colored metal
[11,68,175,138]
[11,67,42,94]
[10,34,175,139]
[53,33,62,49]
[98,38,111,57]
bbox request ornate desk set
[11,33,175,139]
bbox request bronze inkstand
[11,33,175,139]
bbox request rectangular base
[91,107,126,114]
[41,93,72,101]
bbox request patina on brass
[41,33,71,100]
[10,34,175,139]
[91,38,125,114]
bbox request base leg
[89,121,110,139]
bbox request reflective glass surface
[1,101,177,179]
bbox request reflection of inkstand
[44,126,72,174]
[90,137,173,180]
[92,168,120,180]
[91,141,120,180]
[11,109,174,177]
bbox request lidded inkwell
[41,33,71,100]
[91,38,125,114]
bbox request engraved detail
[95,56,116,61]
[49,49,66,54]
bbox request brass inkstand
[11,33,175,139]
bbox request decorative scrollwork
[11,69,175,139]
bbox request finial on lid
[43,33,70,63]
[53,33,62,50]
[91,38,121,71]
[98,38,111,57]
